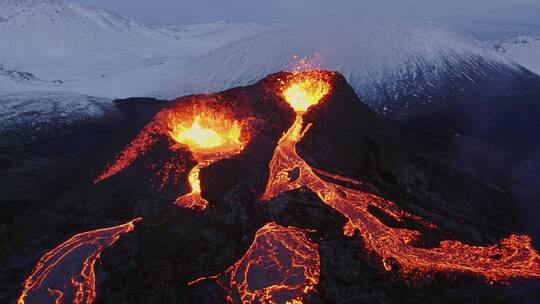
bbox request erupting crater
[280,70,332,113]
[261,67,540,283]
[94,96,252,210]
[168,104,249,210]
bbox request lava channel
[17,218,141,304]
[189,222,320,304]
[263,68,540,283]
[95,98,250,211]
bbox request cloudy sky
[74,0,540,39]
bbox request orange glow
[92,66,540,295]
[189,222,320,304]
[282,71,332,113]
[94,100,250,211]
[168,105,248,210]
[17,218,141,304]
[169,112,244,154]
[262,71,540,283]
[94,121,161,183]
[280,55,332,113]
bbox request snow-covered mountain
[154,21,281,53]
[0,0,185,60]
[1,1,539,121]
[158,17,539,118]
[0,0,276,98]
[490,36,540,75]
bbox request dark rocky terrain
[1,73,539,304]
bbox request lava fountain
[168,105,247,210]
[189,222,320,304]
[17,218,141,304]
[263,67,540,283]
[94,97,250,211]
[281,70,331,113]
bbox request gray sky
[74,0,540,40]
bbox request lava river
[84,63,540,304]
[189,222,320,304]
[17,218,141,304]
[262,69,540,283]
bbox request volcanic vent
[93,90,293,210]
[16,66,540,304]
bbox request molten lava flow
[263,70,540,283]
[189,222,320,304]
[18,218,141,304]
[168,107,247,210]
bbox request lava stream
[190,222,320,304]
[17,218,142,304]
[264,70,540,283]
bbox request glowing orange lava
[281,71,331,113]
[17,218,141,304]
[168,105,248,210]
[94,121,161,183]
[169,112,244,153]
[262,70,540,283]
[189,222,320,304]
[94,99,250,211]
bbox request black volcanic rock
[200,81,296,205]
[298,72,408,182]
[398,89,540,236]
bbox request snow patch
[490,35,540,75]
[0,91,113,131]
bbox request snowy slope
[158,17,532,118]
[0,0,276,98]
[0,0,277,61]
[490,36,540,75]
[0,0,185,60]
[0,91,113,131]
[154,21,281,54]
[0,0,281,131]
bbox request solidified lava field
[2,68,540,304]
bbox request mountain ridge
[490,35,540,75]
[156,17,537,119]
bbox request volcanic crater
[2,70,540,304]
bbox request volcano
[2,70,540,304]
